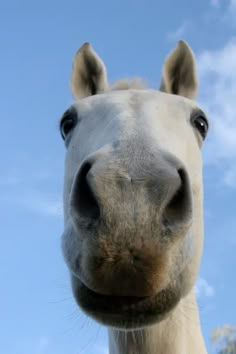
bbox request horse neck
[108,291,207,354]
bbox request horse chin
[71,274,182,330]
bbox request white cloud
[18,191,63,217]
[13,336,52,354]
[97,346,109,354]
[229,0,236,10]
[210,0,220,7]
[37,336,50,354]
[210,0,236,9]
[0,153,64,216]
[223,166,236,187]
[227,0,236,24]
[215,0,236,23]
[76,343,109,354]
[167,22,190,41]
[197,38,236,186]
[0,189,63,217]
[195,277,215,298]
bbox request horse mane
[111,78,147,90]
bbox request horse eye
[192,115,209,140]
[60,109,78,140]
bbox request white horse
[60,41,208,354]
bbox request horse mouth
[71,274,181,329]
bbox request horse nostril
[163,168,192,228]
[71,161,100,222]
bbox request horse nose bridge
[69,155,127,223]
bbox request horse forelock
[111,78,147,91]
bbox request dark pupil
[61,118,74,139]
[195,117,207,138]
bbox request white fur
[61,41,208,354]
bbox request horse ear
[160,40,198,99]
[71,43,108,99]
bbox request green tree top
[211,325,236,354]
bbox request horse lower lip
[71,276,181,329]
[77,279,150,307]
[72,276,153,312]
[72,275,180,316]
[87,291,149,306]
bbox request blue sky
[1,0,236,353]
